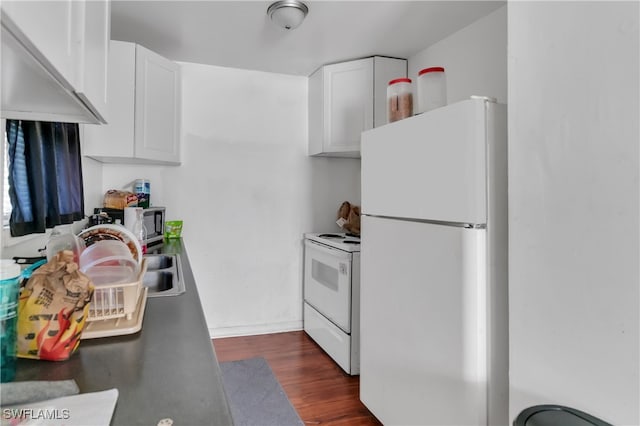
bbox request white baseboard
[209,320,303,339]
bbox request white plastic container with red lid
[417,67,446,114]
[387,78,413,123]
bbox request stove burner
[318,234,345,239]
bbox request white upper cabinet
[308,56,407,158]
[0,0,110,124]
[83,41,181,165]
[76,0,111,123]
[134,45,181,163]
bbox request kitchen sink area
[143,253,185,297]
[12,240,234,426]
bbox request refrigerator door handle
[363,213,486,229]
[464,223,486,229]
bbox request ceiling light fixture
[267,0,309,30]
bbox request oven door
[304,240,352,333]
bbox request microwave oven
[91,206,166,248]
[140,207,166,247]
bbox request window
[5,120,85,237]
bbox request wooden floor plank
[213,331,381,425]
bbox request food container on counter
[387,78,413,123]
[78,224,143,263]
[164,220,183,239]
[79,240,138,285]
[417,67,446,114]
[134,179,151,209]
[46,226,85,264]
[0,260,21,382]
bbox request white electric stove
[303,232,361,375]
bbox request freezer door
[361,98,501,224]
[360,215,488,425]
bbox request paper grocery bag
[17,251,94,361]
[336,201,361,236]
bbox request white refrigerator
[359,97,508,426]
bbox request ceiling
[111,0,505,76]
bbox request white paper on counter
[1,388,118,426]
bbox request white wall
[508,2,639,425]
[408,5,506,104]
[101,63,361,337]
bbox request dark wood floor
[212,331,382,425]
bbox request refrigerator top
[305,233,361,252]
[361,97,507,226]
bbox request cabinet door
[83,41,136,160]
[323,58,373,155]
[75,0,110,123]
[1,22,94,123]
[1,0,109,124]
[134,45,181,164]
[1,0,78,89]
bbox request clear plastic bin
[80,240,137,272]
[87,258,147,322]
[387,78,413,123]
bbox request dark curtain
[6,120,84,237]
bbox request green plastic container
[1,260,21,382]
[165,220,183,239]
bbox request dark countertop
[13,239,234,426]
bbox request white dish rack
[87,258,147,321]
[82,287,148,340]
[86,258,147,322]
